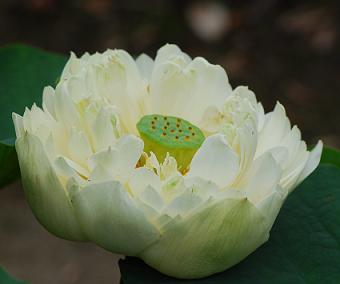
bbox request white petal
[12,113,24,138]
[233,120,258,184]
[257,185,288,229]
[85,50,144,134]
[54,156,89,180]
[15,133,85,240]
[257,102,291,155]
[88,135,143,183]
[136,53,154,81]
[54,84,81,128]
[115,134,144,171]
[163,189,203,218]
[145,151,161,175]
[91,107,117,151]
[184,177,220,201]
[68,128,92,167]
[71,180,160,255]
[296,140,323,186]
[188,57,232,110]
[134,199,159,221]
[160,154,179,180]
[150,57,231,125]
[129,167,161,196]
[42,86,56,117]
[188,134,239,188]
[60,52,84,80]
[280,141,309,191]
[243,152,282,204]
[281,126,302,167]
[22,104,55,143]
[267,147,289,168]
[233,86,257,107]
[66,74,89,102]
[161,175,186,202]
[150,61,191,116]
[200,106,224,133]
[140,196,269,279]
[139,185,164,212]
[154,44,191,68]
[256,102,266,131]
[89,164,112,183]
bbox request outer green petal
[15,133,86,240]
[71,180,160,255]
[140,196,269,279]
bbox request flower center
[137,114,205,170]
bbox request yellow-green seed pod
[137,114,205,170]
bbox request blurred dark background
[0,0,339,283]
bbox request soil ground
[0,182,120,283]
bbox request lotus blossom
[12,44,322,279]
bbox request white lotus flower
[12,44,322,279]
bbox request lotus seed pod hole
[137,114,205,170]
